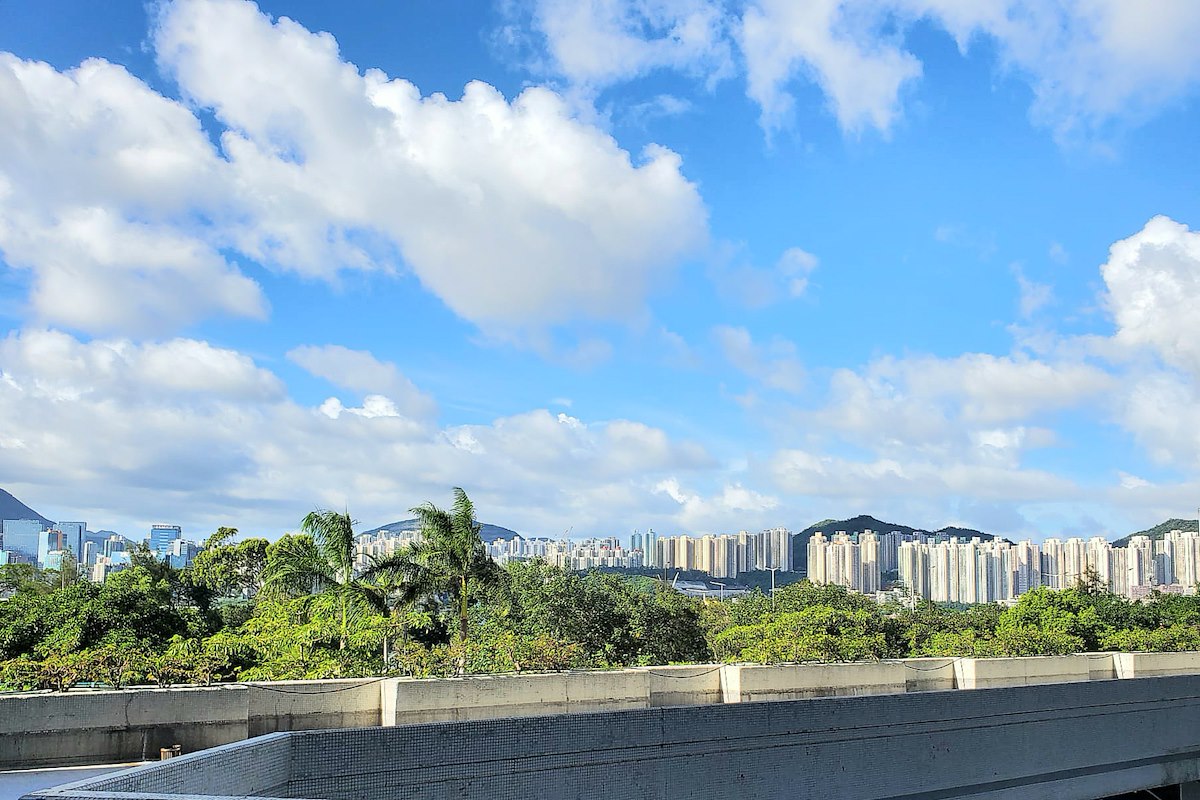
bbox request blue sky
[1,0,1199,542]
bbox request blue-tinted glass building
[1,519,44,564]
[149,524,182,555]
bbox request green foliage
[9,502,1200,692]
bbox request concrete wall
[0,679,382,769]
[246,678,381,735]
[385,670,650,725]
[0,687,247,769]
[725,661,906,703]
[954,653,1095,689]
[1114,650,1200,678]
[10,652,1200,770]
[640,664,723,707]
[42,675,1200,800]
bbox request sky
[1,0,1199,543]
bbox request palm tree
[409,487,498,648]
[360,546,429,669]
[262,510,367,650]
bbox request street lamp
[713,581,726,601]
[767,567,779,611]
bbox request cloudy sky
[1,0,1199,542]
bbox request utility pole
[768,567,778,611]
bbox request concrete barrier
[0,687,248,768]
[725,661,907,703]
[1114,650,1200,678]
[39,676,1200,800]
[15,651,1200,769]
[384,669,650,726]
[638,664,724,707]
[954,654,1094,689]
[246,678,381,735]
[895,657,957,692]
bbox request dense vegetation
[3,491,1200,691]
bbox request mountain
[0,488,54,527]
[360,518,522,543]
[1112,518,1199,548]
[789,514,999,576]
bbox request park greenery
[3,489,1200,691]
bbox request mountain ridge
[0,488,54,527]
[1112,518,1199,548]
[789,514,1000,576]
[360,518,522,543]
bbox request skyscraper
[56,521,86,559]
[149,524,182,555]
[1,519,44,564]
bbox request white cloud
[1102,215,1200,377]
[713,325,805,394]
[711,245,819,307]
[153,0,708,338]
[512,0,733,90]
[288,345,436,419]
[523,0,1200,138]
[770,447,1079,503]
[1116,371,1200,469]
[740,0,922,134]
[0,329,283,403]
[0,328,724,538]
[0,54,266,335]
[653,476,781,533]
[1013,264,1053,318]
[0,0,708,341]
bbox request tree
[408,488,499,650]
[262,511,374,650]
[360,547,434,669]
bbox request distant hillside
[360,518,522,543]
[790,514,998,576]
[0,488,54,527]
[1112,518,1199,548]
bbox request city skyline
[1,1,1199,542]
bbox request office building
[149,524,183,555]
[1,519,44,564]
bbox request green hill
[1112,518,1199,548]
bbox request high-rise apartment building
[807,531,879,594]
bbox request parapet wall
[5,651,1200,768]
[31,675,1200,800]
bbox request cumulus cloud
[653,476,781,533]
[810,352,1113,465]
[0,328,722,538]
[153,0,707,337]
[770,447,1080,503]
[0,0,708,340]
[0,54,266,334]
[713,325,805,394]
[288,345,436,420]
[1102,215,1200,377]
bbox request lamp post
[713,581,726,601]
[768,567,779,611]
